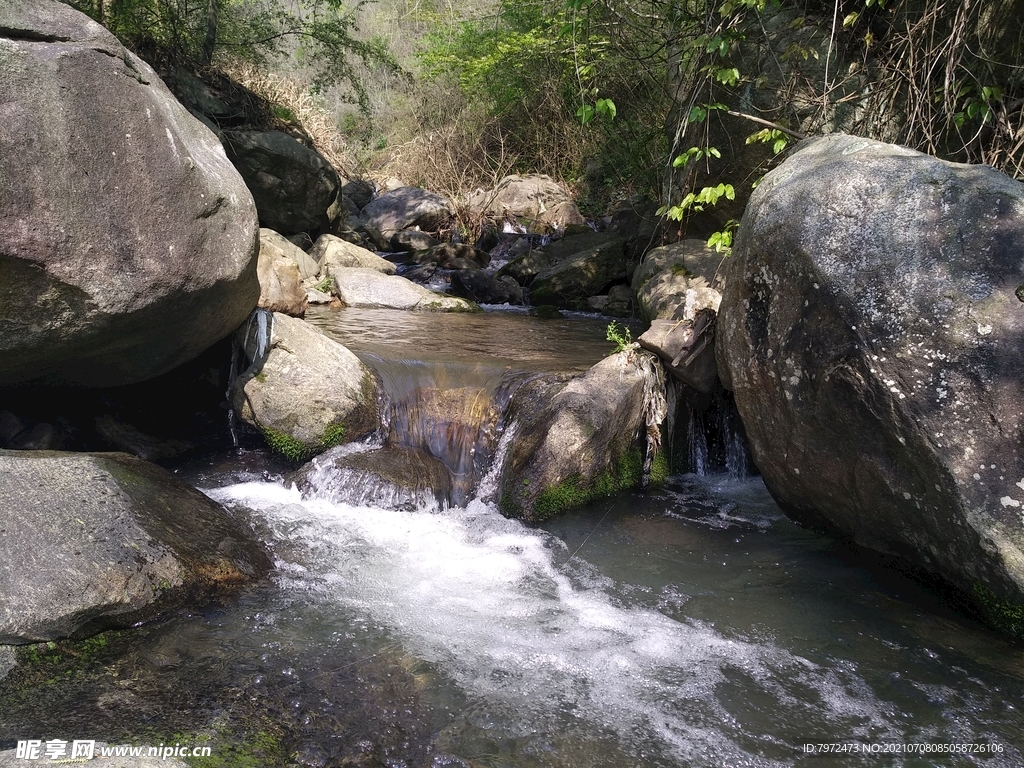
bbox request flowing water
[2,309,1023,767]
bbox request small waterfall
[359,356,536,507]
[227,309,274,447]
[682,390,751,479]
[720,398,749,479]
[687,406,709,475]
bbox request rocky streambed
[3,1,1024,765]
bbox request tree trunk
[201,0,218,66]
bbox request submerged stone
[291,445,453,511]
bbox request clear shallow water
[303,305,623,372]
[301,306,631,507]
[2,307,1022,765]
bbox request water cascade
[684,389,751,478]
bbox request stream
[1,307,1022,767]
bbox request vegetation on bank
[67,0,1023,247]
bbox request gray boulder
[256,233,307,317]
[632,240,725,322]
[341,178,375,211]
[331,268,477,312]
[310,234,397,276]
[391,230,441,252]
[601,284,634,317]
[0,450,271,644]
[428,242,490,269]
[717,134,1024,636]
[528,234,628,308]
[0,0,259,387]
[359,186,452,238]
[450,271,524,306]
[224,129,340,235]
[499,231,620,288]
[499,350,664,521]
[233,312,380,460]
[468,174,586,233]
[638,309,718,393]
[260,228,319,280]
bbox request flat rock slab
[332,268,476,311]
[0,450,271,644]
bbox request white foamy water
[206,480,910,767]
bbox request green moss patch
[972,582,1024,638]
[258,425,312,462]
[530,445,663,521]
[259,421,346,462]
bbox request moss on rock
[260,421,347,462]
[528,445,663,521]
[972,582,1024,639]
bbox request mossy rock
[972,582,1024,639]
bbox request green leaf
[715,67,741,86]
[843,11,859,28]
[595,97,617,119]
[689,106,708,123]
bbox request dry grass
[219,59,357,178]
[369,105,522,239]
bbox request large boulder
[233,312,380,460]
[223,129,340,235]
[632,240,725,322]
[0,450,271,644]
[499,351,665,521]
[359,187,452,238]
[717,134,1024,635]
[468,174,586,233]
[528,234,628,308]
[331,268,477,312]
[0,0,260,387]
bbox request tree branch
[725,110,807,140]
